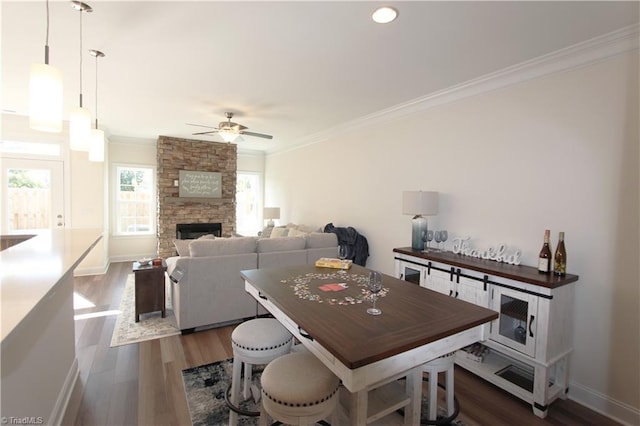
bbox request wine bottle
[554,231,567,276]
[537,229,552,274]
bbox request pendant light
[69,1,93,152]
[89,49,105,162]
[29,0,63,133]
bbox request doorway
[1,158,65,233]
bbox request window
[236,171,262,236]
[113,164,155,236]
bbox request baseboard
[49,357,79,426]
[74,260,110,276]
[569,380,640,426]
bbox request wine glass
[426,230,434,250]
[434,231,442,251]
[440,230,448,252]
[337,245,347,273]
[367,271,383,315]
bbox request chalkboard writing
[179,170,222,198]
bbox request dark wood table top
[241,264,498,369]
[393,247,579,289]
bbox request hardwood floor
[62,262,619,426]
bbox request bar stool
[260,352,340,426]
[228,318,293,426]
[423,352,458,422]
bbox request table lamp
[402,191,439,250]
[263,207,280,227]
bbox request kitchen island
[1,229,102,425]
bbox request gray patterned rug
[181,358,465,426]
[110,273,181,347]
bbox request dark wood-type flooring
[62,262,619,426]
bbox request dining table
[241,264,498,425]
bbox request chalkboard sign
[179,170,222,198]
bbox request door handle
[529,315,535,337]
[298,327,314,341]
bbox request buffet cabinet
[393,247,579,418]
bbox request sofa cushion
[189,237,257,257]
[270,227,290,238]
[305,232,338,249]
[257,236,306,253]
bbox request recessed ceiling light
[372,6,398,24]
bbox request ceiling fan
[187,112,273,142]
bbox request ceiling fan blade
[186,123,219,129]
[241,131,273,140]
[192,130,220,135]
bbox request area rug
[110,273,181,347]
[182,358,465,426]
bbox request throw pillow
[174,239,191,256]
[261,226,274,238]
[288,228,308,238]
[270,227,290,238]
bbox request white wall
[108,137,158,261]
[265,52,639,423]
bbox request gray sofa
[165,233,338,332]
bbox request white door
[1,158,65,233]
[489,285,538,357]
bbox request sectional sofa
[166,232,338,332]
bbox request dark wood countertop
[393,247,579,289]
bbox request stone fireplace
[157,136,237,258]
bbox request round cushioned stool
[260,352,340,426]
[423,352,457,422]
[228,318,293,426]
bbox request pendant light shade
[88,49,105,162]
[89,128,104,162]
[69,106,92,151]
[69,1,93,152]
[29,0,63,133]
[29,62,63,132]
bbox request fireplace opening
[176,223,222,240]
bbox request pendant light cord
[44,0,50,64]
[78,8,84,108]
[94,54,99,129]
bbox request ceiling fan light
[220,130,239,142]
[372,6,398,24]
[89,128,104,162]
[29,63,63,132]
[69,106,92,151]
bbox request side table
[132,259,167,322]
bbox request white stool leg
[259,401,269,426]
[243,362,252,400]
[446,365,455,417]
[428,370,438,421]
[229,357,242,426]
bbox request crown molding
[277,24,639,156]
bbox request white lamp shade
[220,130,239,142]
[402,191,439,216]
[69,106,92,151]
[29,63,63,133]
[263,207,280,220]
[89,128,105,162]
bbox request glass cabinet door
[490,286,538,357]
[397,261,423,286]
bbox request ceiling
[2,1,639,154]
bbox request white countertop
[0,228,103,342]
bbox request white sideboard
[393,247,579,418]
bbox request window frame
[236,170,263,237]
[111,162,156,237]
